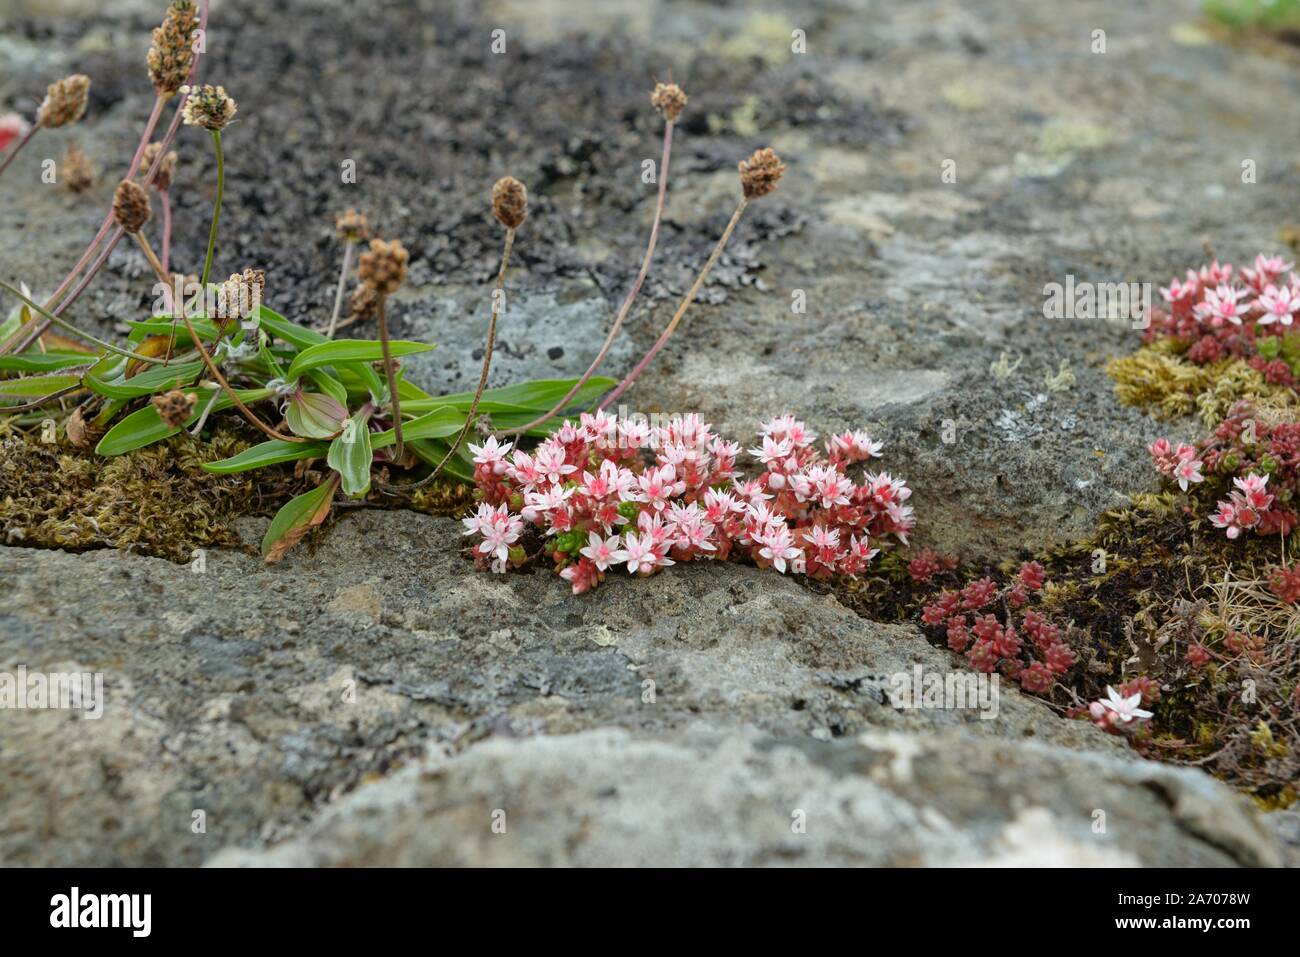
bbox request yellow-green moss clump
[1107,344,1293,427]
[0,423,298,562]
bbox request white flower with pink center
[755,523,802,573]
[579,531,627,572]
[1192,284,1253,326]
[468,435,513,474]
[1255,283,1300,326]
[534,440,577,485]
[635,464,683,510]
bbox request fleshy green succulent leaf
[202,436,328,474]
[262,474,339,563]
[285,391,349,439]
[284,338,434,383]
[326,409,374,497]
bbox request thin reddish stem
[504,122,675,436]
[0,122,42,181]
[598,197,747,411]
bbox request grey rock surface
[3,0,1298,867]
[206,727,1280,868]
[0,511,1284,866]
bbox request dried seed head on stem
[140,142,178,190]
[148,1,199,97]
[152,389,197,428]
[112,179,152,234]
[62,143,96,193]
[738,146,786,200]
[599,148,783,410]
[492,176,528,229]
[335,209,371,244]
[180,84,237,131]
[358,238,409,295]
[359,237,410,458]
[503,84,683,436]
[650,82,687,122]
[36,74,91,129]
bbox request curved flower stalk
[0,0,209,358]
[504,82,686,436]
[598,147,785,410]
[0,73,91,181]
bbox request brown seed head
[62,143,96,194]
[112,179,151,234]
[650,82,687,123]
[335,209,371,244]
[491,176,528,230]
[217,268,266,320]
[148,1,199,96]
[738,147,786,200]
[357,238,409,296]
[151,389,197,428]
[181,84,237,132]
[140,142,178,191]
[36,74,90,129]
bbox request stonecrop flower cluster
[460,413,915,593]
[920,562,1078,695]
[1146,253,1300,387]
[1149,402,1298,541]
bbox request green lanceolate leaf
[286,391,349,439]
[203,436,329,474]
[0,352,93,373]
[126,316,220,344]
[284,338,435,383]
[433,376,617,412]
[326,409,374,497]
[262,474,339,563]
[84,359,203,400]
[0,371,84,398]
[407,438,475,482]
[95,387,275,455]
[256,305,328,351]
[371,406,465,449]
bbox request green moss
[1106,348,1292,427]
[0,422,308,562]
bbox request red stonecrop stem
[0,0,209,358]
[505,120,676,436]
